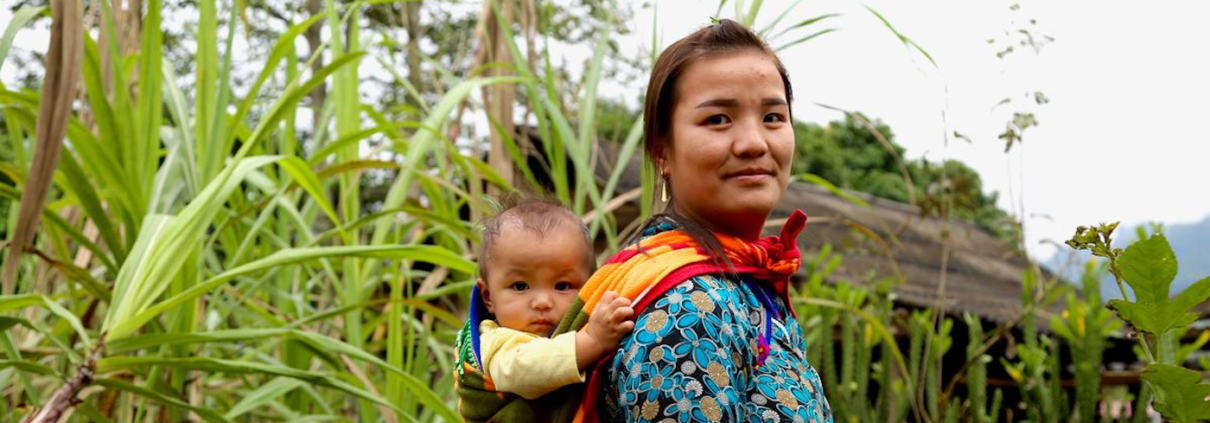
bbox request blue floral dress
[599,223,833,422]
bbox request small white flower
[681,361,698,374]
[686,380,703,396]
[666,292,683,304]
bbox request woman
[597,19,832,422]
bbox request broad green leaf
[1141,364,1210,423]
[105,156,281,339]
[1107,298,1201,340]
[1119,234,1178,304]
[1173,276,1210,316]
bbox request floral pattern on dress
[601,273,832,422]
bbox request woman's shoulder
[633,273,756,324]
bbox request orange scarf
[554,209,808,422]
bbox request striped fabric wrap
[454,209,808,423]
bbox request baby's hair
[478,194,595,280]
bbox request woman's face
[662,50,794,239]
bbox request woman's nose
[731,119,769,158]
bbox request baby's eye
[509,282,530,292]
[705,114,731,126]
[555,281,577,291]
[764,113,786,123]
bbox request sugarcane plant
[1049,261,1122,422]
[1066,223,1210,423]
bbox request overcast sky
[620,0,1210,260]
[3,1,1208,262]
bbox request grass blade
[113,245,473,340]
[225,377,306,419]
[94,378,232,423]
[0,6,47,73]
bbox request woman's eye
[764,113,786,123]
[509,282,529,291]
[706,115,730,126]
[555,281,576,291]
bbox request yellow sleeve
[478,320,585,400]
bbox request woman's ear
[477,279,495,314]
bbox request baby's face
[479,223,593,336]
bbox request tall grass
[4,1,1199,422]
[0,0,528,420]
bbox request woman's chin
[720,190,781,216]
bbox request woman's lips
[725,172,774,184]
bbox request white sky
[4,1,1208,262]
[621,0,1210,260]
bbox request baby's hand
[587,291,635,344]
[576,291,634,369]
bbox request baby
[474,198,634,400]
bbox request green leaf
[97,357,406,415]
[0,294,92,350]
[1119,234,1178,304]
[225,377,305,419]
[112,245,473,340]
[793,173,870,208]
[0,6,47,73]
[94,378,232,423]
[1140,364,1210,423]
[372,75,528,245]
[0,359,58,376]
[1173,276,1210,316]
[107,328,290,354]
[277,157,343,236]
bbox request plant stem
[1108,265,1156,364]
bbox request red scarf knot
[719,209,808,296]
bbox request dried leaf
[4,0,84,295]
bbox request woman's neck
[668,203,765,241]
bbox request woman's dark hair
[634,19,793,267]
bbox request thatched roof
[590,143,1060,325]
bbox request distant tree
[792,114,1017,241]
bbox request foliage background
[0,0,1206,422]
